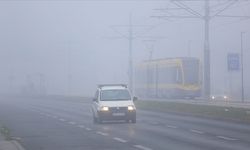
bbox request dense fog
[0,0,249,98]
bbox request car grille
[109,107,127,113]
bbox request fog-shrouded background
[0,0,250,98]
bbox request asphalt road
[0,96,250,150]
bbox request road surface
[0,96,250,150]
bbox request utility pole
[38,73,46,96]
[187,40,191,57]
[67,41,72,96]
[204,0,210,98]
[240,31,245,102]
[128,14,134,94]
[108,14,163,94]
[143,40,156,60]
[153,0,250,99]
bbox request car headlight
[100,106,109,111]
[223,96,228,99]
[211,96,215,100]
[128,105,135,111]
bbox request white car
[92,84,137,124]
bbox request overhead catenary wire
[152,0,250,99]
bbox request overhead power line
[107,15,167,93]
[152,0,250,99]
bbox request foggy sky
[0,0,250,97]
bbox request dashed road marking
[77,125,85,128]
[96,131,109,136]
[217,136,238,141]
[113,137,127,143]
[190,129,204,134]
[85,127,92,131]
[59,118,66,122]
[134,144,152,150]
[68,121,76,125]
[166,125,178,129]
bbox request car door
[92,90,100,117]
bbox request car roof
[100,86,127,90]
[98,84,128,90]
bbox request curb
[0,140,25,150]
[11,141,26,150]
[0,130,25,150]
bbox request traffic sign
[227,53,240,71]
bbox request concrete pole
[203,0,211,99]
[67,41,72,96]
[129,14,134,94]
[240,32,245,102]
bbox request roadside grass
[0,125,11,140]
[135,101,250,123]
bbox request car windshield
[100,89,131,101]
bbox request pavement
[1,109,25,150]
[0,134,25,150]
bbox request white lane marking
[77,125,85,128]
[217,136,238,141]
[113,137,127,143]
[85,127,92,131]
[68,121,76,125]
[166,125,178,129]
[96,131,109,136]
[134,145,152,150]
[189,129,204,134]
[59,118,66,122]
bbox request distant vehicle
[134,57,202,99]
[92,84,137,124]
[210,94,229,100]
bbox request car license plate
[112,113,125,116]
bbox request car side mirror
[133,96,138,101]
[93,98,97,102]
